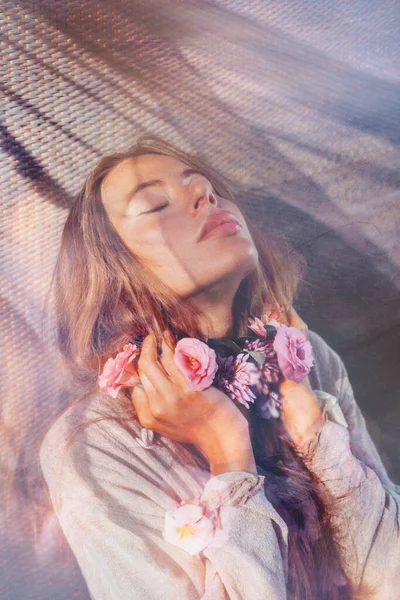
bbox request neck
[183,279,254,426]
[184,279,238,339]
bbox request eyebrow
[127,168,206,202]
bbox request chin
[177,240,259,298]
[228,240,259,272]
[214,248,259,284]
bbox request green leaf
[207,338,243,353]
[246,350,266,365]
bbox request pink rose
[98,343,140,398]
[273,325,314,383]
[173,338,218,391]
[163,503,215,556]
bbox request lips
[198,210,241,241]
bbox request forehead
[100,153,191,211]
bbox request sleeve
[39,416,289,600]
[198,470,289,599]
[296,356,400,600]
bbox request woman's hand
[279,377,324,447]
[280,307,324,448]
[130,331,257,475]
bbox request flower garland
[97,306,315,556]
[98,306,314,422]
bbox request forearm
[200,471,289,599]
[301,416,400,596]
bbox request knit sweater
[39,329,400,599]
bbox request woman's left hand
[279,307,325,448]
[279,377,324,448]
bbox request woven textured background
[1,1,399,598]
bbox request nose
[189,181,218,211]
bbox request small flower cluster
[97,305,314,422]
[163,498,216,557]
[163,478,231,556]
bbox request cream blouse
[39,329,400,599]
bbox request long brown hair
[44,134,374,600]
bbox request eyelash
[147,203,168,213]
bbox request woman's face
[100,153,259,298]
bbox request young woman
[39,135,400,600]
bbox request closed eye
[146,203,168,214]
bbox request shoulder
[307,329,342,368]
[39,390,179,514]
[39,390,131,471]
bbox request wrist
[288,415,326,452]
[209,455,258,476]
[207,431,258,476]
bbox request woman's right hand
[130,331,257,474]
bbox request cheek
[129,236,193,281]
[150,241,257,295]
[120,211,257,294]
[130,240,210,296]
[122,222,168,259]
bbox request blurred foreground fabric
[1,1,399,598]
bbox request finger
[130,381,155,430]
[138,333,178,417]
[137,333,171,396]
[159,334,190,389]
